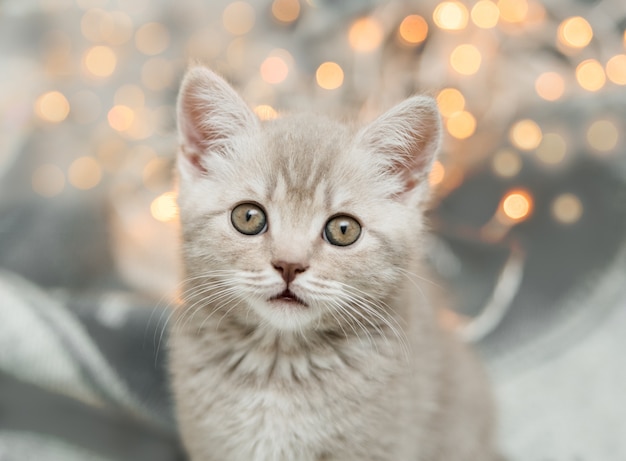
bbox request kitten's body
[169,68,499,461]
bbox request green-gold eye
[231,203,267,235]
[323,215,361,246]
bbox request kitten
[168,66,500,461]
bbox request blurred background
[1,0,625,460]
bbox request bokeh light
[135,22,170,55]
[271,0,300,24]
[83,45,117,77]
[535,72,565,101]
[151,191,179,222]
[108,105,135,132]
[316,62,344,90]
[450,44,481,75]
[552,193,583,225]
[492,149,522,178]
[68,156,102,190]
[398,15,428,45]
[428,160,445,186]
[497,0,528,24]
[471,1,500,29]
[348,18,383,52]
[510,119,542,150]
[260,56,289,84]
[446,110,476,139]
[500,189,533,222]
[535,132,567,165]
[254,105,279,120]
[32,164,65,197]
[433,2,469,31]
[587,120,619,152]
[606,54,626,85]
[557,16,593,49]
[576,59,606,91]
[436,88,465,117]
[35,91,70,123]
[222,1,255,35]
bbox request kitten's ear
[356,96,442,204]
[177,66,259,177]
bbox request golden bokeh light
[436,88,465,117]
[535,132,567,165]
[223,1,255,35]
[81,8,108,42]
[433,2,469,31]
[428,160,445,186]
[84,45,117,78]
[32,164,65,197]
[500,189,533,222]
[254,104,278,120]
[471,0,499,29]
[135,22,170,55]
[450,44,482,75]
[272,0,300,23]
[552,193,583,225]
[446,110,476,139]
[316,62,344,90]
[107,105,135,132]
[587,120,619,152]
[509,119,542,150]
[557,16,593,49]
[497,0,528,23]
[68,156,102,190]
[35,91,70,123]
[492,149,522,178]
[348,17,383,52]
[104,11,134,45]
[535,71,565,101]
[576,59,606,91]
[398,15,428,45]
[151,191,179,222]
[260,56,289,84]
[606,54,626,85]
[125,107,155,140]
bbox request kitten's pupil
[246,210,254,222]
[340,223,348,234]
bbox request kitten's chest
[171,331,400,461]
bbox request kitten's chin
[248,296,319,332]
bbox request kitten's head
[176,67,441,333]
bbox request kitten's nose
[272,260,308,284]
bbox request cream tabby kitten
[168,67,500,461]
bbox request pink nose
[272,260,308,284]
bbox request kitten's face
[176,68,441,333]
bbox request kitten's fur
[169,67,499,461]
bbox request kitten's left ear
[356,96,442,204]
[177,66,259,177]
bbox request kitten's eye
[231,203,267,235]
[323,215,361,247]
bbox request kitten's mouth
[269,289,308,307]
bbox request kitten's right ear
[177,67,258,177]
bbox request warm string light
[535,133,567,165]
[557,16,593,49]
[83,45,117,78]
[509,119,542,150]
[35,91,70,123]
[316,62,344,90]
[428,160,445,186]
[433,2,469,31]
[587,120,619,153]
[471,1,499,29]
[492,149,522,178]
[260,56,289,84]
[606,54,626,85]
[254,105,279,120]
[552,193,583,224]
[481,188,534,242]
[450,44,481,75]
[68,156,102,190]
[535,72,565,101]
[222,1,255,35]
[271,0,301,24]
[348,17,383,52]
[151,191,179,222]
[398,15,428,46]
[576,59,606,91]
